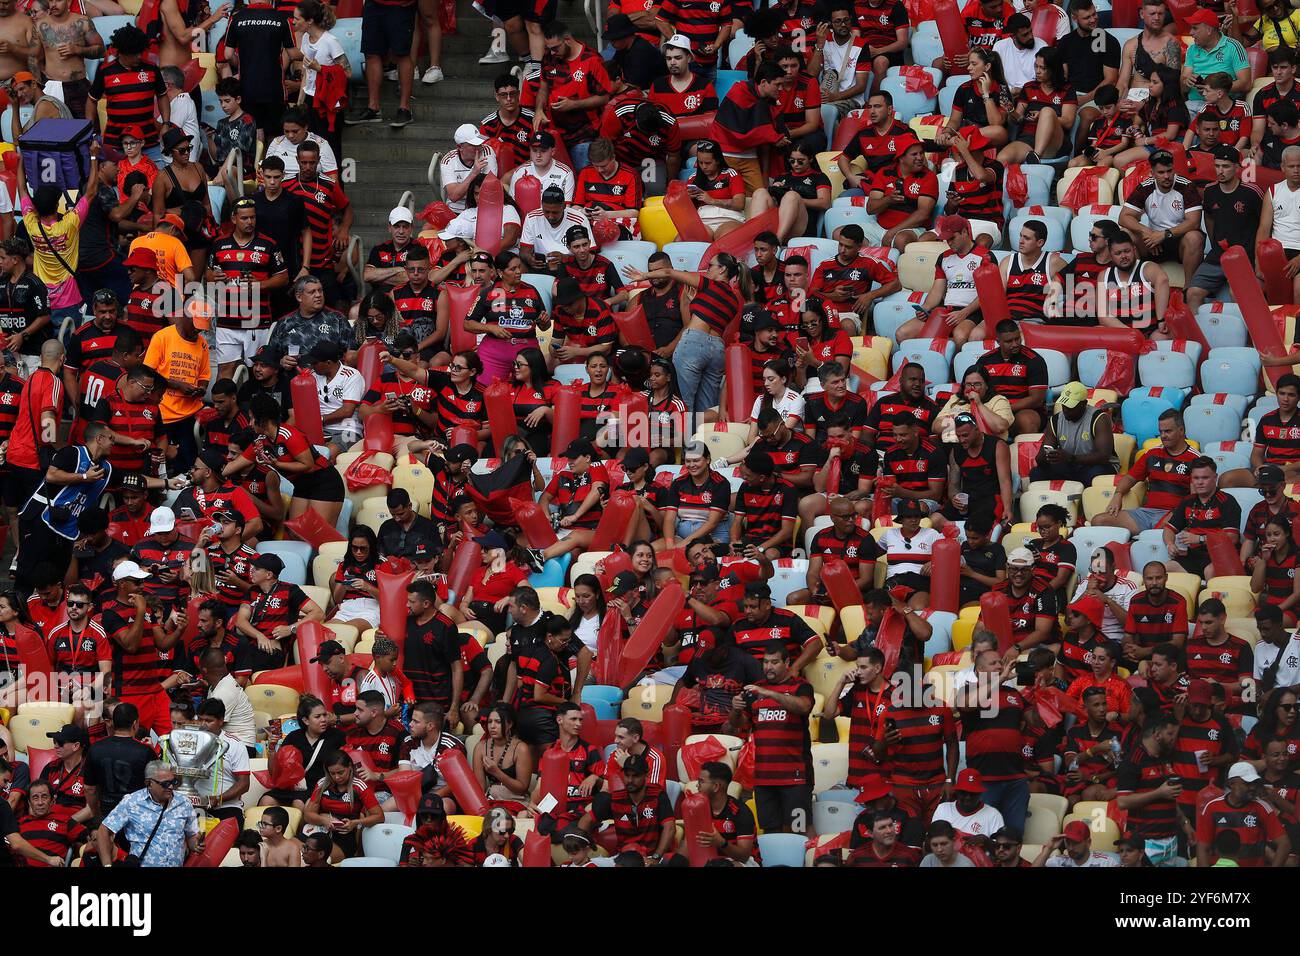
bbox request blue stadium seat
[822,204,868,239]
[1121,394,1178,444]
[1183,403,1244,447]
[1196,310,1248,348]
[878,76,935,122]
[757,833,808,867]
[1138,349,1196,390]
[1189,393,1250,420]
[1038,348,1071,390]
[715,70,746,102]
[727,31,755,68]
[334,19,364,83]
[1200,348,1262,396]
[553,364,587,385]
[1248,396,1279,428]
[663,241,711,272]
[93,15,136,45]
[587,699,618,720]
[767,560,810,606]
[1130,529,1172,568]
[600,240,655,281]
[1152,339,1204,367]
[1068,205,1121,251]
[582,686,624,706]
[335,497,353,536]
[529,554,570,588]
[1077,349,1128,392]
[1069,526,1130,566]
[1204,450,1251,475]
[911,32,945,70]
[1223,489,1260,533]
[874,301,920,342]
[1008,213,1066,253]
[522,273,554,312]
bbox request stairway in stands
[344,0,600,241]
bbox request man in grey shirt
[919,820,976,867]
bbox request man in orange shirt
[143,300,209,472]
[128,213,194,288]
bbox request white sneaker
[478,49,510,64]
[422,65,444,84]
[384,67,398,81]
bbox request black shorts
[292,465,346,503]
[265,786,310,805]
[886,571,931,594]
[0,467,23,508]
[1148,235,1183,263]
[1178,548,1211,579]
[497,0,556,23]
[753,783,813,835]
[361,0,417,57]
[244,99,285,141]
[515,705,559,746]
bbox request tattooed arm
[1161,38,1182,71]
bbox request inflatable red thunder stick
[446,283,480,353]
[377,566,417,654]
[15,623,53,701]
[1111,0,1137,26]
[296,620,335,703]
[725,343,755,422]
[617,581,686,687]
[252,665,306,691]
[514,172,542,217]
[385,770,424,824]
[930,537,962,613]
[356,339,384,391]
[660,703,692,779]
[663,179,712,242]
[918,305,954,340]
[446,539,483,604]
[1204,530,1246,577]
[474,173,506,255]
[934,0,970,68]
[973,261,1009,326]
[290,370,325,446]
[515,500,559,549]
[681,791,720,866]
[538,746,570,810]
[185,817,239,867]
[1257,239,1294,306]
[590,490,639,552]
[285,508,346,547]
[613,304,655,350]
[550,386,582,458]
[699,209,780,271]
[1223,244,1292,389]
[363,413,395,453]
[436,747,489,815]
[448,425,477,449]
[254,746,306,791]
[522,829,551,867]
[593,610,626,686]
[979,590,1016,656]
[483,380,519,452]
[822,558,863,612]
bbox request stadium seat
[620,684,674,722]
[362,824,415,863]
[822,204,869,241]
[339,857,396,867]
[1068,204,1122,251]
[313,540,348,587]
[676,734,743,781]
[8,712,65,753]
[1068,526,1130,566]
[523,274,554,312]
[638,202,677,248]
[878,76,936,121]
[812,799,856,835]
[1037,348,1071,390]
[1019,480,1084,523]
[806,652,854,701]
[1008,213,1066,252]
[1190,394,1251,421]
[1222,488,1260,533]
[1120,394,1179,444]
[1062,812,1121,852]
[1129,530,1172,570]
[1129,385,1187,411]
[1138,350,1196,391]
[728,31,755,68]
[715,70,746,101]
[243,805,302,836]
[810,742,849,793]
[911,31,945,71]
[872,301,919,343]
[1200,348,1262,396]
[757,833,809,867]
[663,241,711,272]
[247,684,300,717]
[897,241,948,290]
[601,240,655,281]
[1023,796,1066,845]
[767,559,811,606]
[1079,479,1141,520]
[1201,577,1256,618]
[1183,404,1244,447]
[1196,309,1248,349]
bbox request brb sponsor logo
[50,888,152,937]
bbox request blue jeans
[980,778,1030,834]
[568,140,592,172]
[674,327,725,413]
[676,517,729,544]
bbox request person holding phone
[302,750,384,862]
[329,528,382,635]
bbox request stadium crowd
[0,0,1298,871]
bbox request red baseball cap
[1063,820,1092,843]
[856,777,894,803]
[1185,8,1220,27]
[935,214,971,241]
[953,768,984,793]
[1186,679,1214,706]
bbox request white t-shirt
[1045,849,1121,867]
[992,35,1048,90]
[266,132,339,179]
[1012,0,1070,39]
[442,205,523,245]
[1254,633,1300,688]
[1272,181,1300,249]
[520,206,592,258]
[575,612,601,655]
[931,799,1005,838]
[509,160,575,203]
[1069,573,1140,643]
[162,729,250,810]
[166,93,202,163]
[210,673,257,746]
[314,363,366,439]
[821,37,866,98]
[358,667,401,709]
[300,30,346,98]
[880,526,943,577]
[751,388,806,426]
[441,147,500,213]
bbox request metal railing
[584,0,605,53]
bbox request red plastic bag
[253,746,305,790]
[903,0,936,21]
[285,508,346,547]
[680,734,728,781]
[343,450,393,491]
[1006,163,1028,208]
[1061,168,1103,212]
[899,65,937,98]
[733,738,756,790]
[1094,351,1135,394]
[1122,161,1151,202]
[419,200,455,230]
[438,0,456,32]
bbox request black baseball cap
[529,130,556,149]
[897,499,926,517]
[607,570,640,596]
[446,444,477,464]
[622,447,650,471]
[562,439,596,459]
[253,553,284,574]
[48,724,89,747]
[309,640,346,663]
[305,340,343,363]
[1257,464,1285,486]
[252,345,284,367]
[119,472,147,491]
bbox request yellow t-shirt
[21,195,87,307]
[144,324,209,423]
[129,231,194,286]
[1255,11,1300,50]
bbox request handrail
[427,151,442,190]
[584,0,605,53]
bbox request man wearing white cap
[648,36,719,123]
[130,506,197,617]
[364,207,421,290]
[441,124,500,214]
[1196,761,1292,867]
[102,560,187,736]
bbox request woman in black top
[750,141,834,241]
[260,694,347,809]
[940,47,1011,149]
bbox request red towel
[313,65,349,132]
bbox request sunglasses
[1281,702,1300,711]
[995,842,1019,850]
[450,363,471,371]
[398,349,416,358]
[1088,233,1104,241]
[66,600,91,608]
[150,778,179,788]
[351,544,370,551]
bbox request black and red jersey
[746,677,814,786]
[1185,634,1253,686]
[1017,82,1077,139]
[993,580,1058,646]
[101,599,167,696]
[729,607,818,662]
[1003,251,1054,321]
[88,390,162,477]
[809,526,881,578]
[588,785,674,854]
[803,390,869,441]
[1197,795,1283,866]
[647,73,717,117]
[1167,491,1242,539]
[404,610,461,706]
[1173,711,1237,809]
[543,737,604,828]
[560,255,623,301]
[948,159,1005,226]
[658,0,733,66]
[883,703,955,788]
[1126,444,1199,512]
[974,346,1048,405]
[309,776,380,820]
[841,118,913,176]
[392,281,440,345]
[210,233,285,329]
[248,581,309,644]
[810,250,898,302]
[687,275,742,336]
[601,100,682,166]
[515,643,571,713]
[207,542,259,614]
[864,393,939,454]
[552,296,616,350]
[130,535,195,613]
[89,60,165,148]
[0,371,23,444]
[65,321,118,372]
[72,358,124,443]
[202,409,250,452]
[480,107,537,168]
[469,281,547,337]
[284,176,350,270]
[855,0,909,44]
[544,462,609,529]
[47,619,108,675]
[126,285,165,340]
[844,679,890,788]
[419,369,488,441]
[963,684,1026,782]
[1125,591,1189,648]
[882,437,947,493]
[345,719,406,772]
[1256,409,1300,466]
[733,478,798,546]
[15,812,86,865]
[1117,745,1179,838]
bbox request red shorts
[892,783,945,824]
[122,689,173,736]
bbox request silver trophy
[166,726,230,807]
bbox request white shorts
[215,326,271,366]
[333,597,381,628]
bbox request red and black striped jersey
[950,433,1005,506]
[130,535,195,612]
[809,526,881,577]
[648,73,717,117]
[692,165,744,205]
[574,163,642,217]
[47,619,108,675]
[542,737,604,828]
[1262,551,1300,608]
[855,0,909,44]
[863,392,939,453]
[1060,719,1124,780]
[810,250,898,301]
[993,580,1058,646]
[662,470,732,523]
[729,606,819,662]
[541,45,611,142]
[333,562,377,606]
[1017,82,1077,138]
[468,281,547,336]
[841,118,913,175]
[480,107,537,168]
[733,478,798,546]
[392,281,440,344]
[948,159,1005,225]
[601,100,682,166]
[363,375,425,438]
[882,437,947,492]
[884,703,956,787]
[1167,491,1242,538]
[754,430,820,481]
[89,60,166,148]
[688,275,742,336]
[15,812,86,865]
[588,786,674,855]
[963,684,1026,781]
[544,462,609,529]
[1126,444,1199,512]
[202,408,250,451]
[844,680,890,787]
[560,255,623,300]
[1003,251,1053,321]
[65,321,118,372]
[248,581,309,637]
[206,542,259,613]
[746,677,814,786]
[974,345,1048,404]
[1196,795,1282,866]
[88,390,162,476]
[803,390,869,441]
[960,0,1013,45]
[421,370,488,441]
[284,176,350,270]
[1256,409,1300,466]
[1125,591,1189,647]
[309,776,380,820]
[870,166,938,230]
[0,370,23,443]
[1173,711,1237,808]
[775,72,821,132]
[242,424,330,472]
[658,0,732,66]
[101,598,167,696]
[1185,634,1253,685]
[126,285,165,340]
[552,296,616,350]
[578,384,624,442]
[210,233,286,329]
[1117,745,1179,837]
[345,720,406,772]
[72,358,124,443]
[1198,99,1250,142]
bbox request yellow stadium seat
[536,586,576,616]
[810,714,851,742]
[746,797,762,835]
[792,610,829,637]
[1081,480,1146,519]
[638,203,677,249]
[1227,617,1259,647]
[1159,262,1185,289]
[951,618,976,652]
[244,805,302,836]
[448,814,485,838]
[485,641,508,668]
[1163,572,1202,618]
[839,606,866,641]
[691,422,749,460]
[16,701,75,725]
[569,550,613,584]
[815,150,847,199]
[868,335,894,362]
[1201,577,1257,619]
[392,462,435,505]
[324,622,359,652]
[806,651,854,701]
[676,733,743,781]
[1062,812,1120,852]
[810,742,849,793]
[8,711,65,753]
[1113,432,1136,471]
[1020,480,1084,523]
[355,628,377,655]
[958,604,981,621]
[789,604,836,632]
[356,497,395,534]
[924,665,962,706]
[1024,794,1066,844]
[300,585,330,612]
[196,51,218,91]
[897,242,948,291]
[620,683,675,721]
[337,451,394,507]
[850,343,888,380]
[460,621,495,647]
[1072,800,1110,821]
[247,684,300,717]
[1086,388,1119,407]
[1021,844,1043,862]
[120,0,144,12]
[1055,166,1118,205]
[1140,437,1198,453]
